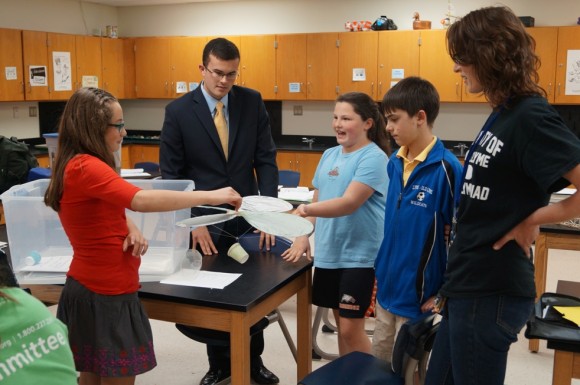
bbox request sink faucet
[453,143,469,157]
[302,137,315,149]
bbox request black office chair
[134,161,160,173]
[175,233,298,361]
[298,312,440,385]
[279,169,300,187]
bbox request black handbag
[524,292,580,345]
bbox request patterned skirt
[57,277,157,377]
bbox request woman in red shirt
[44,87,241,385]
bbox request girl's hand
[294,204,309,217]
[123,225,148,257]
[281,236,311,262]
[210,187,242,210]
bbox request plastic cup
[25,251,41,266]
[227,243,249,264]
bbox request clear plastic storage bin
[0,179,194,284]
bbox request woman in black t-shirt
[425,6,580,385]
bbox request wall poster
[565,49,580,96]
[52,51,72,91]
[29,65,47,86]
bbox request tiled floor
[129,246,580,385]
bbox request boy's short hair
[381,76,440,127]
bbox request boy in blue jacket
[372,77,463,362]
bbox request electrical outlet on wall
[293,105,303,116]
[29,106,37,117]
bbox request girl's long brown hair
[44,88,118,211]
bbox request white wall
[0,0,577,140]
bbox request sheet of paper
[278,187,314,202]
[160,270,241,289]
[553,305,580,326]
[20,255,72,272]
[121,168,151,177]
[554,187,577,195]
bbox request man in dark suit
[160,38,279,385]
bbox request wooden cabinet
[36,154,50,168]
[276,34,307,100]
[134,36,206,99]
[338,32,378,99]
[120,145,131,169]
[277,150,322,188]
[419,30,460,102]
[555,26,580,104]
[0,28,24,101]
[307,33,339,100]
[240,35,276,100]
[102,38,125,98]
[22,30,50,100]
[128,144,160,168]
[23,31,78,101]
[75,35,101,91]
[377,30,420,99]
[170,36,206,98]
[134,37,171,98]
[419,30,486,103]
[122,38,136,99]
[527,27,558,103]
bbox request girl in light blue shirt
[282,92,390,356]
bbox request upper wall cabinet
[240,35,276,100]
[377,30,420,99]
[170,36,206,98]
[133,36,209,99]
[555,26,580,104]
[122,38,136,99]
[527,27,558,103]
[22,30,50,100]
[276,34,307,100]
[102,37,125,98]
[307,33,339,101]
[75,35,102,91]
[0,28,24,101]
[338,31,378,99]
[134,37,171,98]
[22,31,81,101]
[419,30,486,103]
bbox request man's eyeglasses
[204,67,239,81]
[108,122,126,132]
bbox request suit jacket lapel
[192,87,226,160]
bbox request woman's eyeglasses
[108,122,125,132]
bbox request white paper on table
[20,255,72,272]
[160,269,241,289]
[278,187,314,202]
[121,168,151,177]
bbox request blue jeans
[425,295,534,385]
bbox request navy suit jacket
[160,85,278,207]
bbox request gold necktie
[214,101,228,160]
